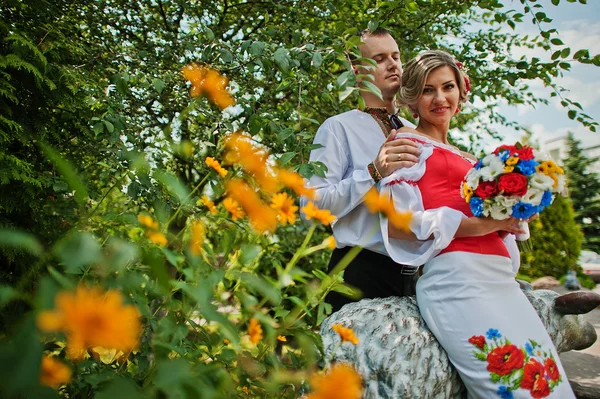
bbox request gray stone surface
[320,289,599,399]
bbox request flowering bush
[461,143,567,221]
[0,64,411,398]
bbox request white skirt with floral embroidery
[416,251,575,399]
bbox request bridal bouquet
[460,143,566,221]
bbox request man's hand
[373,129,421,177]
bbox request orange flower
[189,220,205,255]
[182,64,235,109]
[248,318,263,345]
[332,324,359,345]
[40,355,72,389]
[226,179,278,233]
[323,236,336,250]
[301,201,336,226]
[37,286,142,360]
[223,197,245,221]
[205,156,228,177]
[223,338,230,345]
[146,231,168,247]
[307,363,363,399]
[270,192,298,225]
[242,386,250,395]
[137,214,158,230]
[363,188,412,232]
[200,195,218,214]
[224,133,279,193]
[277,335,287,342]
[278,169,315,199]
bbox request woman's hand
[456,217,526,238]
[373,129,421,177]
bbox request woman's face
[413,65,460,127]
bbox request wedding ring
[398,154,402,162]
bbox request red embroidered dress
[379,133,574,399]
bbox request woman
[379,50,574,398]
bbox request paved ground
[552,285,600,397]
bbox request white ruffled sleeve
[378,137,467,267]
[503,234,521,274]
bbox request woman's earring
[412,112,419,119]
[455,108,460,113]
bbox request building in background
[542,136,600,175]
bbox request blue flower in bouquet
[539,190,553,210]
[469,197,484,217]
[512,202,537,219]
[498,150,510,162]
[474,160,483,170]
[516,159,539,176]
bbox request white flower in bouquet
[556,174,567,195]
[487,195,518,220]
[522,187,545,206]
[479,155,505,181]
[530,173,554,191]
[466,170,481,190]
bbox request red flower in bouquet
[497,173,528,196]
[544,358,560,382]
[521,359,550,398]
[493,144,517,155]
[468,335,486,349]
[515,146,535,160]
[486,344,524,375]
[474,181,498,199]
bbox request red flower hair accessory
[455,61,470,93]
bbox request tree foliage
[521,195,583,279]
[563,133,600,253]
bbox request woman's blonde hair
[398,50,470,108]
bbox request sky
[485,0,600,151]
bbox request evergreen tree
[521,195,582,279]
[563,133,600,253]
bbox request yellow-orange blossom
[37,286,142,360]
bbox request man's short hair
[348,27,393,64]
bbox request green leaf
[103,120,114,133]
[239,244,262,265]
[311,51,322,68]
[274,47,290,72]
[278,152,296,165]
[336,70,353,88]
[568,110,577,119]
[93,122,104,135]
[367,20,379,32]
[39,142,89,206]
[220,49,233,63]
[516,61,528,69]
[0,285,19,308]
[240,272,281,305]
[155,171,190,203]
[338,86,357,102]
[278,127,294,142]
[250,41,265,56]
[551,0,560,5]
[551,38,564,45]
[53,232,102,274]
[0,230,43,256]
[361,80,383,101]
[406,1,419,12]
[96,377,143,399]
[153,78,165,94]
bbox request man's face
[358,34,402,99]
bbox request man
[305,28,421,312]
